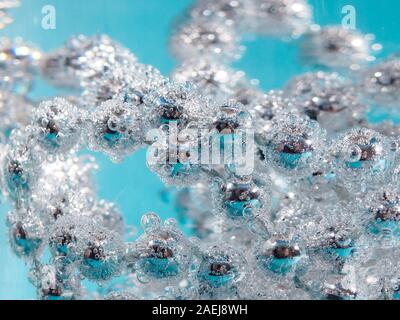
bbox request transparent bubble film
[0,0,400,301]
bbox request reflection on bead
[364,187,400,242]
[249,0,312,38]
[86,98,145,162]
[170,20,244,62]
[0,38,42,95]
[172,59,246,102]
[250,90,296,145]
[7,210,45,258]
[332,128,397,189]
[31,98,83,155]
[197,245,245,292]
[261,113,327,177]
[144,81,214,130]
[128,214,193,280]
[215,176,270,223]
[255,239,302,275]
[0,92,33,137]
[0,1,20,29]
[79,226,125,282]
[285,72,366,134]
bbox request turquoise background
[0,0,399,299]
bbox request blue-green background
[0,0,399,299]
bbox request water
[0,0,399,299]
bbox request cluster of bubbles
[0,36,41,138]
[0,0,19,29]
[1,0,400,300]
